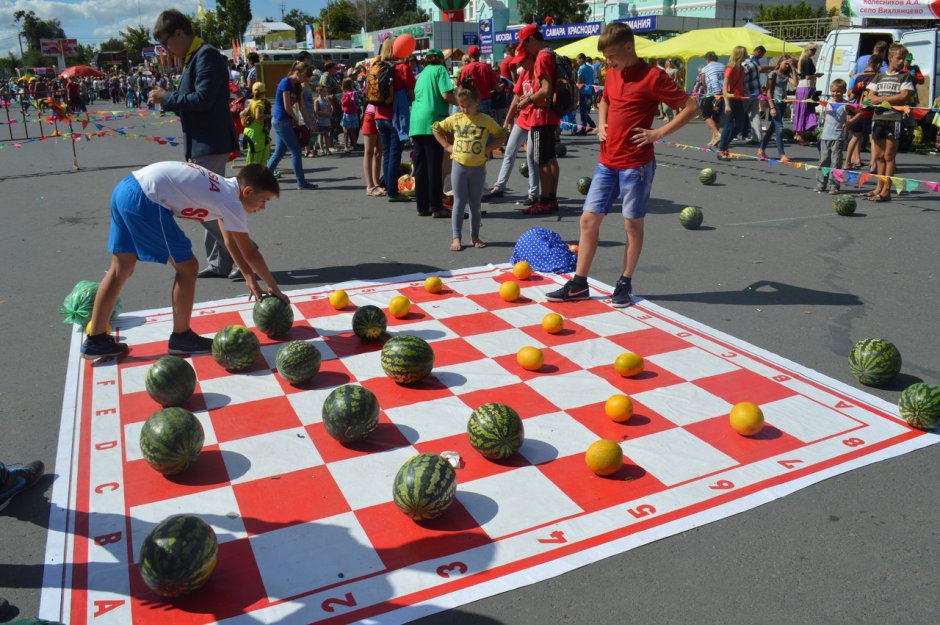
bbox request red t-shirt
[724,66,744,99]
[600,61,689,170]
[499,55,514,80]
[530,49,560,127]
[459,60,498,100]
[513,68,535,131]
[375,62,416,120]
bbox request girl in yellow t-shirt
[433,80,507,251]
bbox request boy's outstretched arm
[220,226,289,303]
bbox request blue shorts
[107,175,194,264]
[582,161,656,219]
[341,113,359,129]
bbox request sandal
[522,204,547,215]
[756,150,767,159]
[870,194,890,203]
[471,238,487,249]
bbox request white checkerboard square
[385,396,474,444]
[124,410,218,463]
[464,328,546,358]
[551,337,628,369]
[128,487,246,562]
[327,446,419,510]
[518,412,602,465]
[260,337,337,370]
[621,428,738,486]
[352,288,407,308]
[526,371,622,411]
[250,511,386,600]
[445,276,502,296]
[339,349,390,382]
[761,395,862,443]
[632,382,733,426]
[286,388,336,426]
[569,310,650,337]
[434,359,522,395]
[218,427,324,484]
[118,318,179,346]
[647,347,740,381]
[306,311,356,337]
[388,319,460,343]
[457,467,582,538]
[198,369,285,409]
[418,296,489,319]
[490,303,555,328]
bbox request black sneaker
[0,460,45,512]
[522,195,538,206]
[611,277,634,308]
[81,333,129,359]
[168,330,214,355]
[481,187,504,202]
[546,280,590,302]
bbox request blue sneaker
[611,277,634,308]
[167,330,214,355]
[80,334,128,359]
[0,461,45,512]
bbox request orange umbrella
[61,65,106,79]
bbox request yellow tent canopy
[555,34,653,59]
[640,27,802,61]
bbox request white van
[816,27,938,103]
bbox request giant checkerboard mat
[42,264,937,625]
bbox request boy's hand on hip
[630,126,660,147]
[597,123,607,142]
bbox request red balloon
[393,34,417,59]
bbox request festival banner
[479,19,493,54]
[843,0,940,19]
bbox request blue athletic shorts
[107,175,194,264]
[582,160,656,219]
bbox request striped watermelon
[139,515,218,598]
[898,383,940,430]
[381,335,434,384]
[833,194,857,216]
[848,338,902,386]
[698,168,716,185]
[467,403,524,460]
[352,305,387,342]
[275,340,321,384]
[145,356,196,407]
[392,453,457,520]
[252,295,294,338]
[211,325,260,371]
[679,206,703,230]
[139,407,205,475]
[322,384,379,443]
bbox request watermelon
[139,514,218,598]
[352,305,387,342]
[698,168,717,185]
[679,206,704,230]
[576,176,591,196]
[145,356,196,407]
[381,335,434,384]
[467,403,524,460]
[252,295,294,338]
[519,161,529,178]
[139,407,204,475]
[392,453,457,520]
[848,338,902,386]
[833,194,857,216]
[211,325,260,371]
[898,383,940,430]
[275,340,321,384]
[322,384,379,443]
[555,143,567,157]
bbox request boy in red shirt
[547,22,698,307]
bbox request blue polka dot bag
[509,228,577,274]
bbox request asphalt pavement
[1,103,938,624]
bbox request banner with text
[479,19,493,54]
[494,17,657,45]
[845,0,940,19]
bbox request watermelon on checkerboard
[139,514,218,598]
[392,453,457,520]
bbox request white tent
[245,22,295,38]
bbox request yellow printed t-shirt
[432,112,506,168]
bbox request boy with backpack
[546,22,698,308]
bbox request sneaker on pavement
[0,460,45,512]
[481,187,504,202]
[611,277,634,308]
[81,333,129,359]
[522,195,538,206]
[167,330,214,355]
[545,280,590,302]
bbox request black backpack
[539,49,578,116]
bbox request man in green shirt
[410,49,458,217]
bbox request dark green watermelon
[211,325,260,371]
[252,295,294,338]
[381,335,434,384]
[899,383,940,430]
[275,340,321,384]
[139,514,218,598]
[848,338,902,386]
[392,453,457,520]
[555,143,567,157]
[833,194,857,216]
[322,384,379,443]
[140,408,204,475]
[467,403,524,460]
[519,161,529,178]
[145,356,196,407]
[352,305,387,342]
[576,176,591,196]
[698,168,717,185]
[679,206,704,230]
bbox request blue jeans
[578,92,596,131]
[376,119,403,198]
[718,99,746,152]
[759,103,788,157]
[266,118,306,186]
[582,161,656,219]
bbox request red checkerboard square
[322,332,385,359]
[119,389,209,426]
[294,295,348,320]
[306,418,412,464]
[537,453,667,514]
[208,396,303,444]
[492,348,582,380]
[439,312,514,337]
[413,432,531,484]
[273,357,354,395]
[693,368,798,406]
[385,305,431,327]
[493,271,553,287]
[117,341,170,367]
[541,297,613,319]
[190,349,271,383]
[397,283,460,303]
[355,499,490,571]
[189,311,247,336]
[459,382,560,419]
[467,291,537,311]
[520,320,600,347]
[566,400,678,443]
[233,465,351,535]
[590,360,686,394]
[683,417,805,465]
[426,337,488,367]
[123,446,231,509]
[130,538,268,625]
[362,375,455,410]
[607,327,695,357]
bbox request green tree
[216,0,253,44]
[373,0,429,28]
[754,0,829,21]
[68,43,97,65]
[13,9,66,52]
[282,8,318,40]
[99,37,127,52]
[321,1,364,40]
[194,9,228,49]
[516,0,589,24]
[120,25,153,60]
[0,52,23,77]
